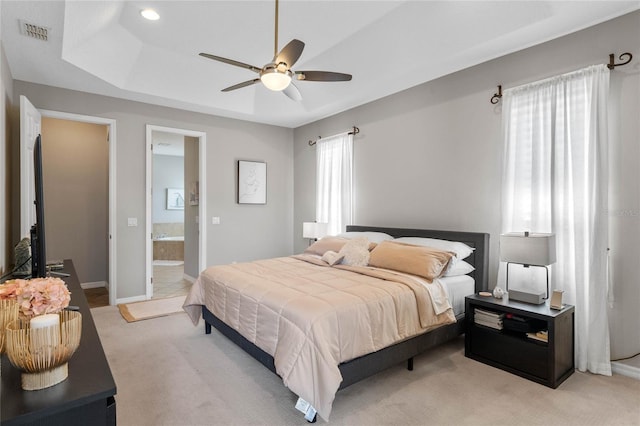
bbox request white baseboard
[183,273,196,283]
[611,361,640,380]
[115,295,147,305]
[81,281,108,289]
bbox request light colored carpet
[91,306,640,426]
[117,295,186,322]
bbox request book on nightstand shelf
[526,330,549,342]
[474,308,504,330]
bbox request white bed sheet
[439,275,475,316]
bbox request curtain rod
[308,126,359,146]
[490,52,633,104]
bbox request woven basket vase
[5,310,82,390]
[0,299,19,354]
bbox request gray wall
[12,82,294,300]
[1,41,14,273]
[41,117,109,285]
[152,154,184,225]
[184,136,199,278]
[293,11,640,360]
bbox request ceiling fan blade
[295,71,352,82]
[274,39,305,68]
[199,53,261,73]
[222,79,261,92]
[282,82,302,102]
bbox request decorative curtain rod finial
[490,85,502,104]
[607,52,633,70]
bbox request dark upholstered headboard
[345,225,490,293]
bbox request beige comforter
[183,254,456,421]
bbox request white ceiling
[2,1,638,128]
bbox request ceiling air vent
[19,20,49,41]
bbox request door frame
[37,109,117,306]
[19,96,41,239]
[145,125,207,300]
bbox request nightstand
[465,294,575,388]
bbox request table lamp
[303,222,328,245]
[500,231,556,304]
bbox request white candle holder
[5,310,82,390]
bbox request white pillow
[444,260,475,277]
[338,231,394,244]
[393,237,474,260]
[321,250,344,266]
[338,237,371,267]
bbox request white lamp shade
[500,232,556,266]
[303,222,328,239]
[303,222,316,239]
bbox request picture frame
[166,187,185,210]
[237,160,266,204]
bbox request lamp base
[508,289,546,305]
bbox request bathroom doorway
[145,125,207,300]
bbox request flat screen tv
[30,134,47,278]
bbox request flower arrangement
[0,277,71,318]
[0,280,20,300]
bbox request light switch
[195,216,199,224]
[212,216,220,225]
[127,218,137,227]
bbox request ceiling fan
[199,0,352,101]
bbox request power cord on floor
[611,352,640,362]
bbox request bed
[183,225,489,422]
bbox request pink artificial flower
[14,277,71,318]
[0,279,22,300]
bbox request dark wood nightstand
[465,294,575,388]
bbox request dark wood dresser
[1,260,117,425]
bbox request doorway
[20,96,117,305]
[42,117,109,304]
[145,125,207,300]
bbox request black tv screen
[31,134,46,278]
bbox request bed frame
[202,226,489,399]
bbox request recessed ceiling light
[140,9,160,21]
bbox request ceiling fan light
[260,68,292,91]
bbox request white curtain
[316,132,353,236]
[501,64,611,375]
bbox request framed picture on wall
[237,160,266,204]
[166,188,185,210]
